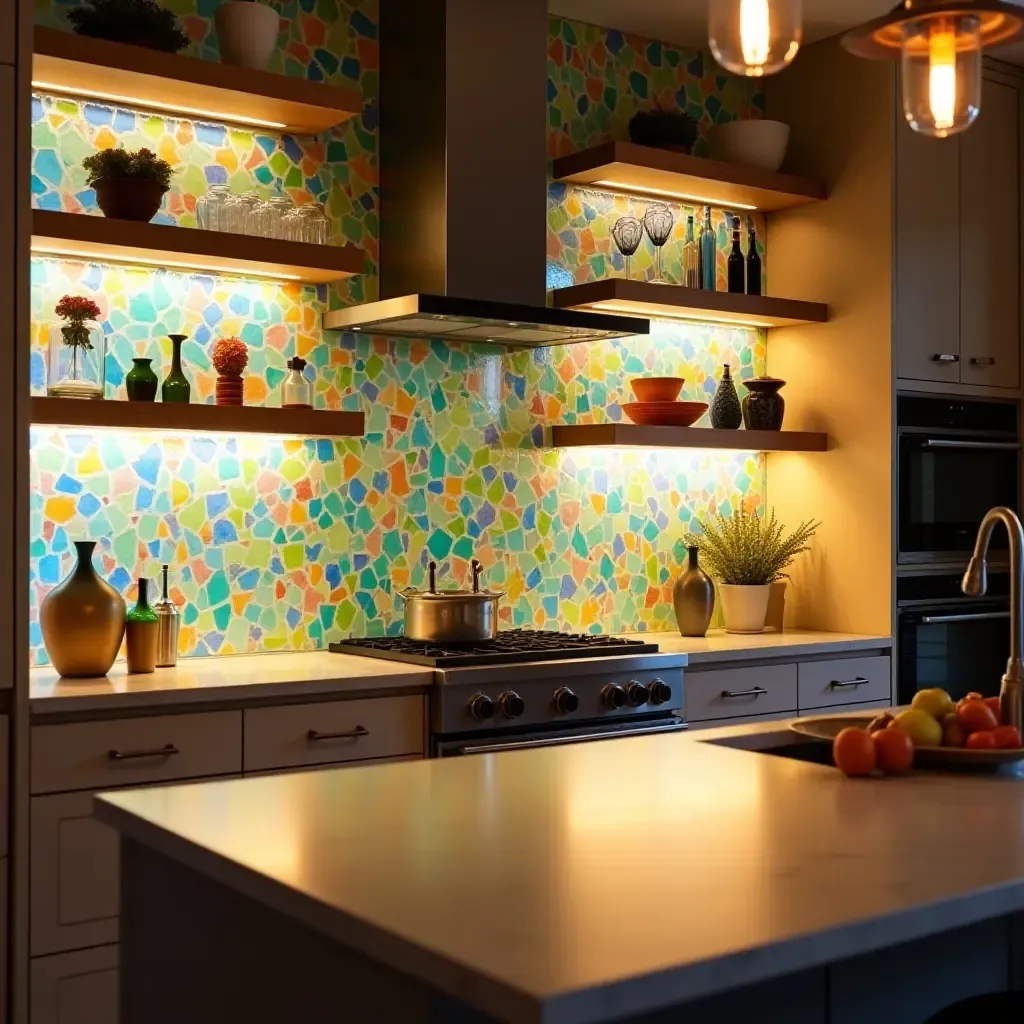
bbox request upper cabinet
[896,67,1022,391]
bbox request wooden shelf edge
[550,423,828,452]
[31,396,365,439]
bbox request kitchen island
[95,717,1024,1024]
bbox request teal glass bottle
[700,205,716,291]
[125,357,158,401]
[161,334,191,404]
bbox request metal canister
[154,564,180,667]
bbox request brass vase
[673,545,715,637]
[40,540,126,677]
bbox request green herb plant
[82,147,174,190]
[68,0,190,52]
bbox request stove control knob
[498,691,526,718]
[468,693,495,721]
[553,687,580,714]
[649,679,673,706]
[626,680,651,706]
[602,683,627,710]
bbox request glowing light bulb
[928,21,957,132]
[708,0,802,78]
[740,0,771,70]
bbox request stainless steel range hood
[322,0,649,347]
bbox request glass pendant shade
[708,0,803,77]
[901,15,982,136]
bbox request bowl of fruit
[792,688,1024,775]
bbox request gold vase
[40,540,126,677]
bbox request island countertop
[96,717,1024,1024]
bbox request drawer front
[798,657,892,710]
[685,664,798,722]
[798,699,892,718]
[244,695,426,772]
[31,711,242,794]
[687,711,795,730]
[30,945,119,1024]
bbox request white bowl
[707,119,791,172]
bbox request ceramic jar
[40,540,126,677]
[214,0,281,70]
[673,546,715,637]
[709,363,742,429]
[718,583,770,634]
[125,357,159,401]
[742,377,786,431]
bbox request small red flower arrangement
[212,336,248,406]
[55,295,102,350]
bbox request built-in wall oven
[897,394,1019,563]
[897,570,1010,704]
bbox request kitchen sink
[699,730,835,766]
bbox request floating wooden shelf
[32,396,365,439]
[551,280,828,330]
[31,210,365,284]
[32,26,362,134]
[551,423,828,452]
[552,142,827,212]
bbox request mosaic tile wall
[29,5,768,664]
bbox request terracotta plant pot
[630,376,685,403]
[93,178,168,222]
[216,374,244,406]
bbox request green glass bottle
[161,334,191,404]
[126,577,160,673]
[125,357,158,401]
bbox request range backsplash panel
[29,3,767,663]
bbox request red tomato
[964,691,985,702]
[833,727,877,777]
[992,725,1023,749]
[966,730,998,750]
[957,700,999,736]
[983,696,1002,717]
[873,727,914,773]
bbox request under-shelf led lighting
[592,302,773,331]
[592,179,758,211]
[30,245,303,282]
[31,80,288,130]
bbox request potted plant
[628,108,699,154]
[214,0,281,70]
[691,508,819,634]
[67,0,189,52]
[212,336,248,406]
[48,295,105,399]
[82,147,174,222]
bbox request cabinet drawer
[31,711,242,795]
[243,696,426,772]
[798,699,891,718]
[30,945,119,1024]
[797,657,891,710]
[685,664,797,722]
[687,711,795,730]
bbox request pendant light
[842,1,1024,138]
[708,0,803,77]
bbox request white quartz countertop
[29,651,433,714]
[96,715,1023,1024]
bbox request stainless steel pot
[399,560,505,642]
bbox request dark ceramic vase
[93,178,168,222]
[742,377,787,431]
[125,357,158,401]
[709,363,742,429]
[161,334,191,403]
[673,546,715,637]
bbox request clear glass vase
[47,322,105,399]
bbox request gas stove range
[330,629,687,755]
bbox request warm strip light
[592,179,758,211]
[33,422,324,442]
[31,80,288,130]
[593,302,773,330]
[31,245,302,282]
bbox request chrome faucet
[962,506,1024,732]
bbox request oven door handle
[455,720,687,755]
[920,611,1011,624]
[919,440,1021,451]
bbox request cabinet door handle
[931,353,960,363]
[108,743,180,761]
[306,726,369,742]
[969,357,996,367]
[829,677,870,689]
[721,686,768,699]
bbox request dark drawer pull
[721,687,768,699]
[829,677,870,689]
[306,726,369,742]
[931,353,960,363]
[108,743,180,761]
[969,357,996,367]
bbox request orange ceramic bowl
[622,401,708,427]
[630,377,685,404]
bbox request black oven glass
[897,395,1019,558]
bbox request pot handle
[428,560,437,593]
[471,559,482,593]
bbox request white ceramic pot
[718,583,771,634]
[707,119,790,171]
[214,1,281,70]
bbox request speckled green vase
[161,334,191,404]
[709,363,742,430]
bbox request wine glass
[611,216,643,280]
[643,204,675,284]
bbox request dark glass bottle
[125,357,158,401]
[727,214,745,294]
[700,205,716,291]
[161,334,191,404]
[746,216,762,296]
[126,577,160,674]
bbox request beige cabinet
[684,664,798,723]
[797,656,892,710]
[30,946,118,1024]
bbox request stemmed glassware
[611,216,643,280]
[643,204,675,284]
